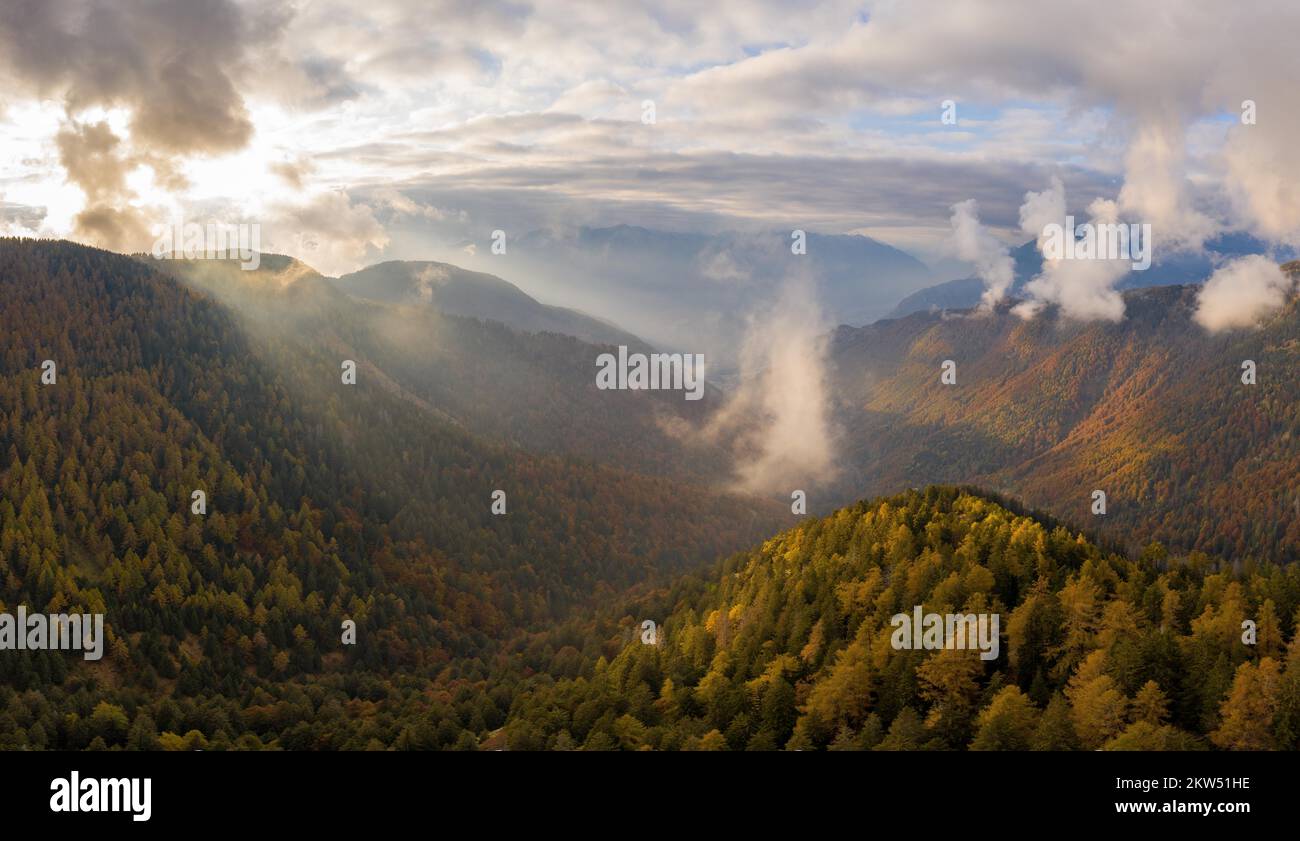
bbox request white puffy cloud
[1194,255,1295,332]
[1019,176,1066,247]
[1014,193,1130,322]
[947,199,1013,309]
[263,190,390,276]
[1223,88,1300,247]
[702,272,837,494]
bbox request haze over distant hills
[365,223,1299,381]
[151,250,733,483]
[475,224,935,371]
[151,243,1300,566]
[334,260,650,352]
[890,232,1297,319]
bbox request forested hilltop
[502,487,1300,750]
[0,238,778,750]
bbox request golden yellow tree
[1211,658,1281,750]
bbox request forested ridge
[155,252,731,482]
[828,268,1300,561]
[0,238,777,749]
[502,487,1300,750]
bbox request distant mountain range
[549,224,935,328]
[890,232,1297,319]
[487,224,936,372]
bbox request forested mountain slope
[827,270,1300,561]
[0,238,779,749]
[7,237,1298,752]
[158,254,729,482]
[503,487,1300,750]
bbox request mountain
[491,225,934,372]
[157,253,730,482]
[558,225,934,327]
[889,233,1296,319]
[0,237,781,750]
[889,240,1042,317]
[8,236,1298,752]
[333,260,650,351]
[827,265,1300,560]
[502,486,1300,750]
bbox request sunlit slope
[0,237,781,748]
[828,270,1300,560]
[504,487,1300,750]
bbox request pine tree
[1211,658,1282,750]
[874,707,926,751]
[1066,651,1129,749]
[1032,693,1079,750]
[971,686,1040,750]
[1131,680,1170,726]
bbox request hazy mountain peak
[333,259,650,349]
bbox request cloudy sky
[1,0,1298,278]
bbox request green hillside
[504,487,1300,750]
[0,238,778,750]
